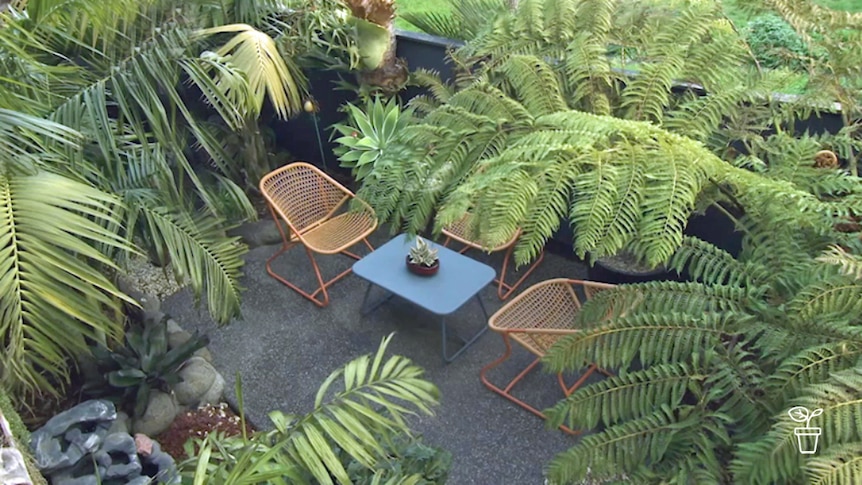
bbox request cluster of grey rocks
[30,400,177,485]
[24,268,231,484]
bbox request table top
[353,234,495,315]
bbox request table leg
[360,282,394,316]
[440,294,491,363]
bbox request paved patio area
[162,230,597,484]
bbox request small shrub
[743,14,810,69]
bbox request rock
[167,329,192,349]
[0,448,31,485]
[174,357,216,406]
[194,347,214,363]
[142,309,166,326]
[140,442,180,484]
[134,434,153,457]
[199,372,226,406]
[132,392,178,437]
[139,293,160,313]
[165,318,183,334]
[107,412,130,436]
[127,477,152,485]
[49,454,103,485]
[30,400,116,473]
[92,433,141,480]
[227,220,282,248]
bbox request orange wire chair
[441,214,544,300]
[260,162,377,307]
[480,278,616,434]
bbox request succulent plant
[84,317,209,418]
[409,237,439,267]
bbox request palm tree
[0,0,305,405]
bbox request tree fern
[805,442,862,485]
[733,368,862,484]
[543,312,737,373]
[545,405,707,484]
[544,362,701,430]
[768,343,862,401]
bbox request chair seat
[301,210,377,254]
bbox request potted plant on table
[407,237,440,276]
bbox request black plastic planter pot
[587,256,679,285]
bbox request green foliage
[744,14,811,69]
[178,335,443,485]
[399,0,508,40]
[85,318,209,418]
[0,0,311,403]
[331,96,414,181]
[343,435,451,485]
[542,215,862,483]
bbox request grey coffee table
[353,234,495,363]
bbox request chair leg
[264,206,371,307]
[480,334,581,435]
[497,246,545,300]
[442,238,543,300]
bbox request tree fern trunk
[357,23,408,94]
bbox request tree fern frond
[578,281,754,326]
[733,367,862,485]
[768,343,862,401]
[545,405,706,484]
[788,277,862,323]
[409,68,455,105]
[544,363,701,430]
[544,312,738,373]
[498,56,568,116]
[817,245,862,281]
[668,236,766,287]
[805,441,862,485]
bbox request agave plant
[85,318,210,418]
[331,95,413,181]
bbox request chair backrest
[260,162,350,233]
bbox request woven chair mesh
[443,213,519,252]
[302,210,376,253]
[491,281,583,356]
[261,164,348,233]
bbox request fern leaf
[806,442,862,485]
[768,343,862,401]
[545,405,706,483]
[544,363,702,430]
[543,312,739,373]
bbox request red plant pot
[406,256,440,276]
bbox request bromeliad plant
[331,96,413,181]
[85,318,209,418]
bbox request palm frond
[142,207,245,325]
[195,23,306,119]
[277,334,439,485]
[0,171,132,400]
